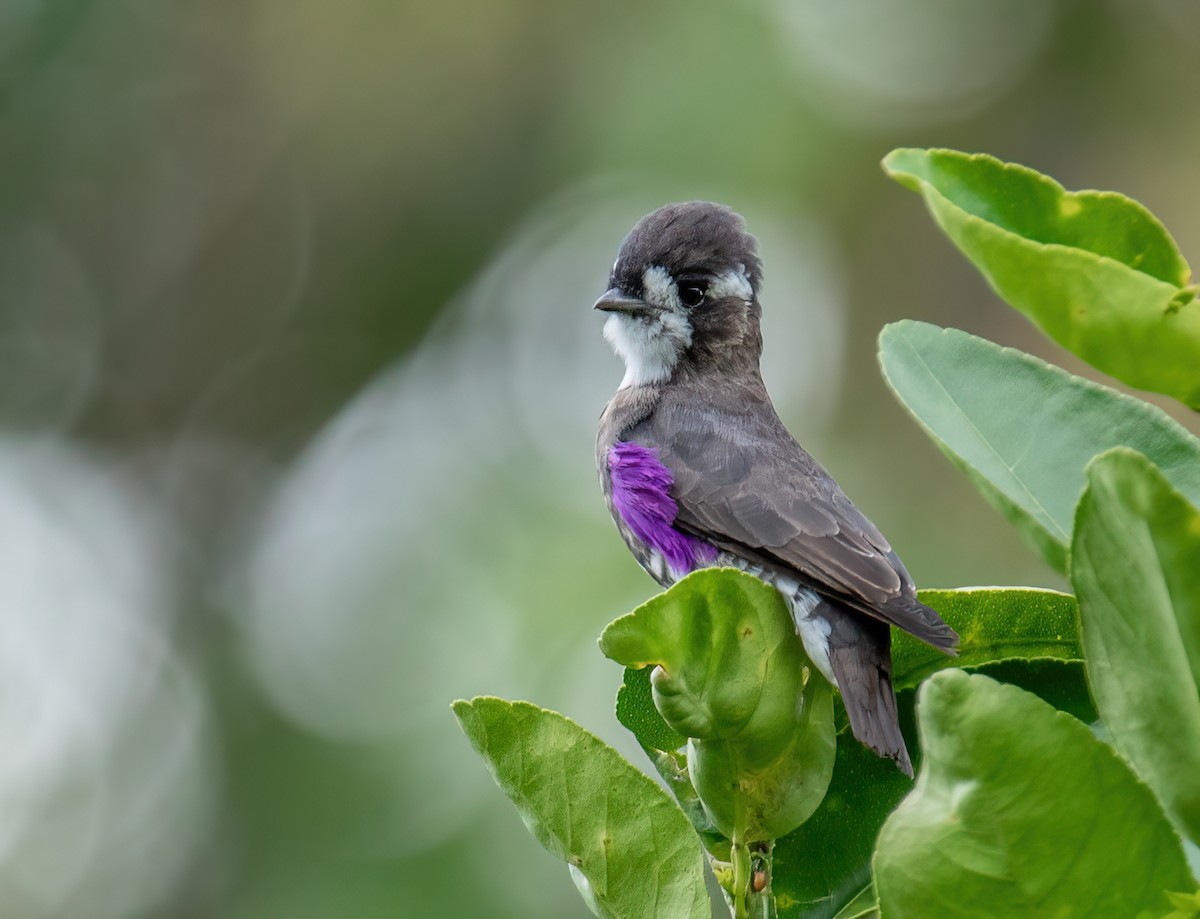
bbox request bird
[594,201,958,775]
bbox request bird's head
[596,202,764,388]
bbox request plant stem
[731,835,751,919]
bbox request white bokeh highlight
[0,439,213,918]
[763,0,1059,126]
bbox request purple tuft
[609,441,718,578]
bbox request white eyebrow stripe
[707,264,753,301]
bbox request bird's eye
[678,280,707,308]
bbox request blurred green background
[2,2,1199,917]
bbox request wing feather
[633,397,957,651]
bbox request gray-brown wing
[637,406,957,651]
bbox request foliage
[1072,448,1200,843]
[874,670,1192,918]
[454,149,1200,917]
[882,148,1200,408]
[599,569,836,844]
[452,698,710,919]
[772,587,1087,916]
[878,321,1200,572]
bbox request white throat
[603,310,692,388]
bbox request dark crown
[611,202,763,296]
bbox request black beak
[593,288,650,315]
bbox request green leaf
[879,321,1200,572]
[883,148,1200,408]
[772,587,1090,919]
[616,665,686,753]
[896,588,1080,689]
[829,884,877,919]
[600,568,836,841]
[775,658,1096,919]
[1164,889,1200,919]
[452,697,710,919]
[773,721,909,919]
[1072,448,1200,843]
[602,568,805,743]
[874,670,1192,919]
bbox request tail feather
[820,600,914,776]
